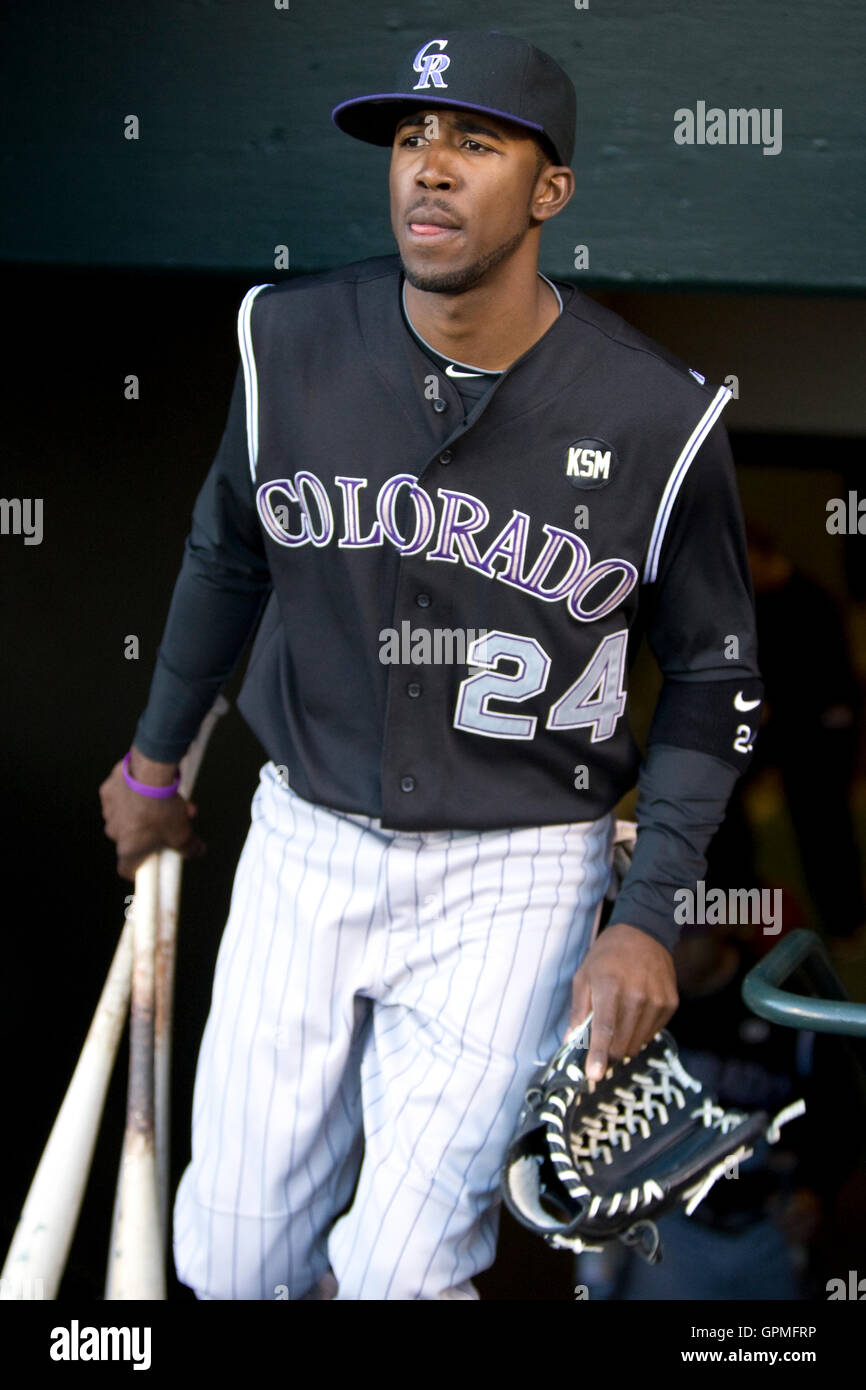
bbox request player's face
[389,108,547,294]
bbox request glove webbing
[542,1047,805,1225]
[543,1046,750,1212]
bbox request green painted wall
[3,0,863,288]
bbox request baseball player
[99,31,763,1300]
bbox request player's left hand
[566,922,678,1081]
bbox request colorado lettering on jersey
[256,471,638,624]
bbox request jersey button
[406,681,422,698]
[439,449,453,465]
[432,398,447,413]
[415,592,432,608]
[400,775,416,793]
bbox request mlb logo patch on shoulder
[564,438,616,489]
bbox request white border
[238,283,274,482]
[642,385,732,584]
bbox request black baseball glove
[501,1025,805,1263]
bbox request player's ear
[532,165,574,223]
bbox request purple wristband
[122,751,181,799]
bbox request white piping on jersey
[238,283,274,482]
[401,273,563,375]
[642,384,732,585]
[538,272,564,315]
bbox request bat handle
[155,848,182,1240]
[154,691,230,1231]
[177,694,231,800]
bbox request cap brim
[331,92,547,151]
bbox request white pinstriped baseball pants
[173,761,615,1300]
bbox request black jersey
[134,255,761,836]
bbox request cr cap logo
[565,439,616,490]
[413,39,451,90]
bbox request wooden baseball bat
[0,695,229,1301]
[102,845,183,1289]
[155,844,183,1241]
[104,854,165,1299]
[105,694,229,1300]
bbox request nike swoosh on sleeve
[734,691,762,711]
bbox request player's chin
[399,247,482,296]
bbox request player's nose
[416,171,456,191]
[415,148,458,189]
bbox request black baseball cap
[331,31,576,167]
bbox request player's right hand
[99,754,206,881]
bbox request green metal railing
[742,929,866,1037]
